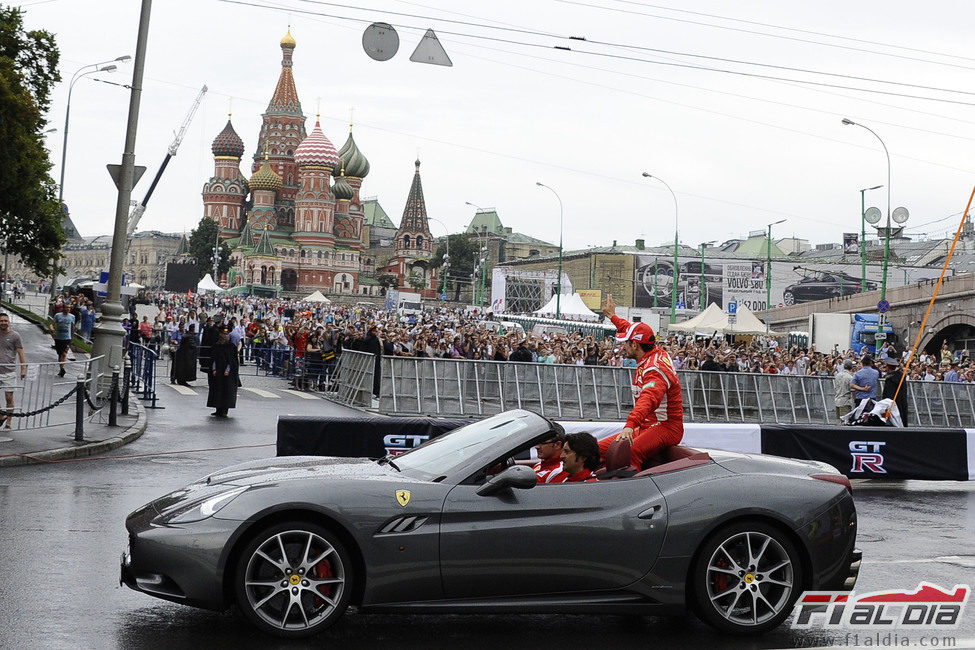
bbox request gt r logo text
[850,440,886,474]
[384,434,429,456]
[792,583,969,630]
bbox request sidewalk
[0,307,148,467]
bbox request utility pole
[91,0,152,372]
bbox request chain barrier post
[122,357,130,415]
[109,365,119,427]
[74,375,85,442]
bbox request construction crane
[126,85,207,239]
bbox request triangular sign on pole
[106,164,147,190]
[410,29,452,67]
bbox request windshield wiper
[378,455,401,472]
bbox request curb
[0,400,147,468]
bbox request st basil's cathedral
[201,30,437,297]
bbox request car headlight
[156,486,248,524]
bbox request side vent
[378,516,429,535]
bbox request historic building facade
[200,30,434,297]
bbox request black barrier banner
[761,424,970,481]
[277,415,472,459]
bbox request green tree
[406,271,425,291]
[377,273,399,291]
[0,6,64,276]
[433,233,478,302]
[188,217,231,280]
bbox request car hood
[203,455,386,488]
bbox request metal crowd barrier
[329,351,975,426]
[0,356,105,430]
[128,343,160,409]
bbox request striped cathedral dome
[211,119,244,158]
[293,119,339,169]
[336,130,370,179]
[248,157,282,193]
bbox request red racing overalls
[599,315,684,469]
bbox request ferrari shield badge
[396,490,411,507]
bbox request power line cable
[221,0,975,107]
[558,0,975,72]
[605,0,975,65]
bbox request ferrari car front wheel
[234,521,352,638]
[692,521,804,635]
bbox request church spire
[268,28,301,115]
[396,159,432,244]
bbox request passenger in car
[550,432,600,483]
[532,432,566,483]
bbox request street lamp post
[52,55,130,309]
[699,241,716,308]
[842,118,892,300]
[642,173,679,324]
[535,183,564,319]
[766,219,786,311]
[858,184,883,292]
[427,217,450,302]
[464,202,489,307]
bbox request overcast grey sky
[21,0,975,252]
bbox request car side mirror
[476,465,536,496]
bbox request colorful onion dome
[248,156,282,193]
[332,169,354,201]
[211,118,244,158]
[336,130,370,179]
[293,118,339,169]
[281,28,296,48]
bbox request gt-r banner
[277,415,975,481]
[760,424,971,481]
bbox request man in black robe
[207,324,240,417]
[199,315,220,375]
[881,356,909,427]
[361,324,382,398]
[173,324,199,386]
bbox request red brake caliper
[714,556,729,593]
[312,560,334,608]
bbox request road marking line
[279,389,319,400]
[167,384,198,395]
[241,387,281,399]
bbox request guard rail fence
[327,350,975,426]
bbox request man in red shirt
[550,432,600,483]
[599,294,684,469]
[532,432,565,483]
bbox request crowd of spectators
[60,290,973,388]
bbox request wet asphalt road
[1,371,974,649]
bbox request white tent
[533,293,599,321]
[196,274,224,293]
[302,290,331,303]
[668,303,726,333]
[725,304,780,336]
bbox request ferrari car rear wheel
[235,521,352,638]
[692,521,803,635]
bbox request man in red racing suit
[598,294,684,469]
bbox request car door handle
[638,505,661,520]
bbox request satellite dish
[362,22,399,62]
[864,206,882,225]
[892,206,910,224]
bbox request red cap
[615,321,654,343]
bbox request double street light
[535,182,563,319]
[642,172,679,324]
[52,55,131,307]
[859,184,883,293]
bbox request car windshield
[389,411,537,481]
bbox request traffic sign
[875,332,887,341]
[440,293,447,300]
[877,299,890,313]
[728,313,737,324]
[727,301,737,314]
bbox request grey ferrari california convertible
[121,409,860,638]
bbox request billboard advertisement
[633,255,943,311]
[577,289,602,310]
